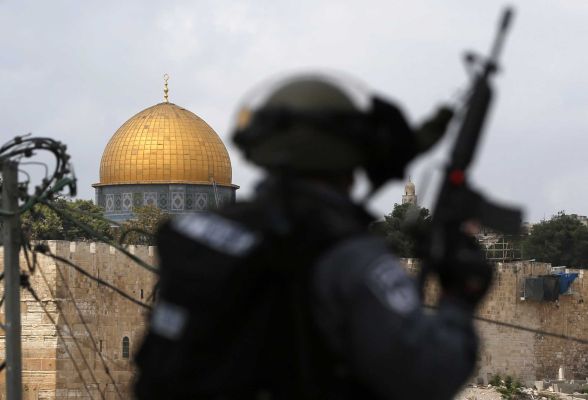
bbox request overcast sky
[2,0,587,222]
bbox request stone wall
[475,262,588,383]
[0,241,157,399]
[1,242,587,398]
[405,259,588,384]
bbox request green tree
[521,212,588,269]
[119,205,168,245]
[372,203,431,258]
[21,198,112,241]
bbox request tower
[402,177,417,206]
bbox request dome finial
[163,73,170,103]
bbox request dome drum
[95,184,236,222]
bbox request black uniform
[134,178,477,400]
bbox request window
[122,337,130,359]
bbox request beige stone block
[42,359,56,371]
[23,358,43,371]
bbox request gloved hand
[437,231,493,308]
[414,105,454,153]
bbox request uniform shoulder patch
[151,301,188,340]
[366,255,419,315]
[171,213,261,256]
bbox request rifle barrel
[488,7,515,74]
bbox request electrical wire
[23,279,97,400]
[20,161,49,180]
[0,295,5,331]
[23,203,588,346]
[424,304,588,345]
[474,314,588,345]
[32,263,106,400]
[21,237,36,274]
[52,252,125,400]
[33,243,152,310]
[0,135,76,216]
[22,234,126,398]
[33,227,588,346]
[17,169,31,187]
[47,201,156,246]
[0,271,4,328]
[42,200,158,274]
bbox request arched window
[122,336,130,359]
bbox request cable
[34,234,588,348]
[20,161,49,180]
[33,243,152,310]
[0,135,76,216]
[52,256,124,400]
[0,295,5,331]
[48,202,156,245]
[21,238,36,274]
[23,279,97,400]
[424,304,588,345]
[473,314,588,345]
[32,264,106,399]
[17,169,31,187]
[42,200,158,274]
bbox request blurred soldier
[134,73,492,400]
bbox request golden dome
[98,102,232,186]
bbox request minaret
[402,177,417,205]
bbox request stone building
[93,80,238,222]
[0,242,156,399]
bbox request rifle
[420,8,523,293]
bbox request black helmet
[232,73,439,192]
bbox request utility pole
[2,160,22,400]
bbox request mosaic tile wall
[95,184,237,222]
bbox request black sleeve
[313,235,477,400]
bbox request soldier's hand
[414,105,454,153]
[437,230,493,309]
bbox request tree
[119,205,168,245]
[372,203,431,258]
[521,212,588,269]
[21,198,112,241]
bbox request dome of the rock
[99,102,232,186]
[93,84,238,222]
